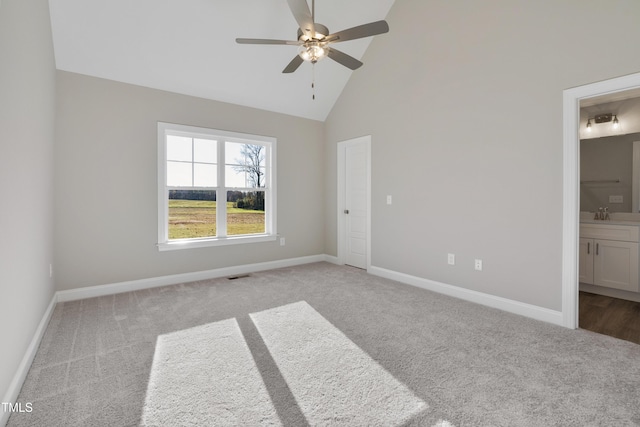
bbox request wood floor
[579,291,640,345]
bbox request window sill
[157,234,277,251]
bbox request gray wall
[325,0,640,311]
[55,71,325,290]
[0,0,56,405]
[580,132,640,213]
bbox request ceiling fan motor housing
[297,23,329,41]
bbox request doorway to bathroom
[563,71,640,342]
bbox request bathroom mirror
[580,92,640,214]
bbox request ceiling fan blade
[236,38,300,46]
[327,48,363,70]
[325,20,389,43]
[286,0,315,38]
[282,55,304,73]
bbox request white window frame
[157,122,277,251]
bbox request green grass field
[168,200,265,239]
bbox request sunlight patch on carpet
[251,301,428,426]
[141,318,281,426]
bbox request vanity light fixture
[585,113,620,132]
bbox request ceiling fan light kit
[298,43,328,63]
[236,0,389,88]
[295,23,329,63]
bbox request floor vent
[227,274,251,280]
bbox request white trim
[369,265,563,326]
[562,88,580,329]
[322,254,341,265]
[1,295,57,427]
[158,123,168,245]
[337,142,346,265]
[337,136,372,270]
[157,234,276,251]
[56,255,327,302]
[562,71,640,329]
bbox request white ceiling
[48,0,396,121]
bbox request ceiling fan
[236,0,389,74]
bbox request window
[158,122,276,250]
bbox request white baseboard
[1,294,57,427]
[57,254,329,303]
[322,254,340,265]
[369,265,564,327]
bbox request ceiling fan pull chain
[312,63,316,100]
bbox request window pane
[225,165,248,188]
[167,161,192,186]
[194,138,216,163]
[167,135,192,161]
[193,163,217,187]
[225,141,245,164]
[227,191,265,236]
[168,189,217,240]
[225,142,266,188]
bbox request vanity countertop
[580,212,640,226]
[581,219,640,226]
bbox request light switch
[448,253,455,265]
[386,195,392,205]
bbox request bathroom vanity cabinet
[579,223,640,292]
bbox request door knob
[344,209,349,214]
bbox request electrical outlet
[474,259,483,271]
[448,253,455,265]
[609,195,623,203]
[280,237,285,246]
[386,195,392,205]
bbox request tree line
[168,144,266,211]
[169,190,264,211]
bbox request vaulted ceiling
[48,0,396,121]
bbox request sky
[166,136,266,188]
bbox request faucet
[594,207,610,220]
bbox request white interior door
[340,137,370,269]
